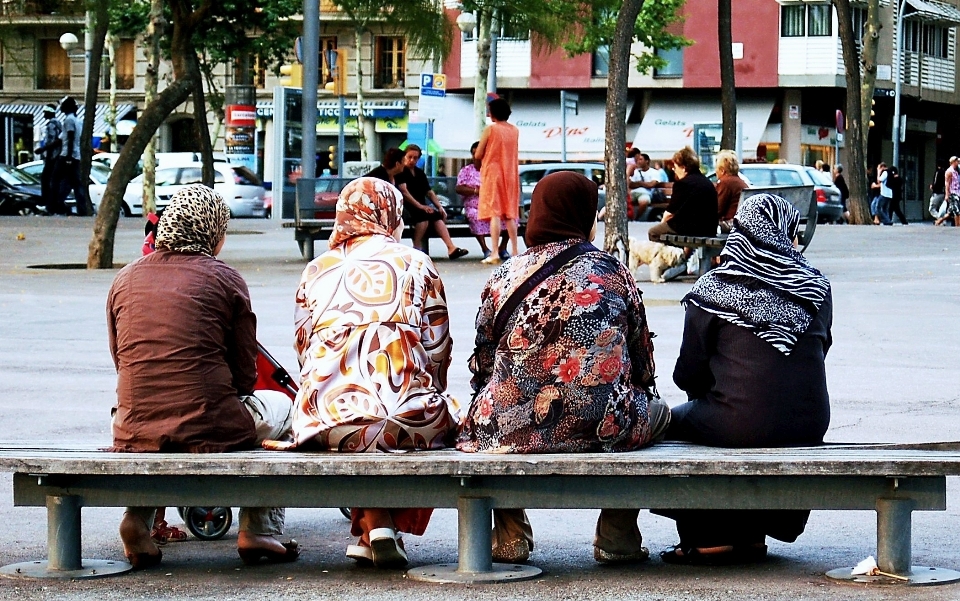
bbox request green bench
[1,442,959,586]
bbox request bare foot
[237,531,288,554]
[120,512,160,558]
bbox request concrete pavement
[1,215,960,600]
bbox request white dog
[628,237,687,283]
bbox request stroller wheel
[339,507,352,520]
[180,506,233,540]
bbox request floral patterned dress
[457,163,489,236]
[458,239,657,453]
[274,233,461,452]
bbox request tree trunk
[80,1,109,216]
[834,0,870,224]
[602,0,645,261]
[106,32,118,147]
[474,7,491,139]
[718,0,737,150]
[142,0,162,215]
[860,0,881,163]
[192,57,215,187]
[87,78,196,267]
[88,0,210,268]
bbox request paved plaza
[1,216,959,600]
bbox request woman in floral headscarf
[265,177,460,569]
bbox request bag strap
[491,241,595,344]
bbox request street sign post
[560,91,579,162]
[419,73,446,175]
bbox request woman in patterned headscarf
[654,193,832,565]
[108,184,299,570]
[264,177,460,569]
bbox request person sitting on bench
[108,185,299,570]
[264,177,462,569]
[458,172,671,565]
[653,193,833,565]
[648,146,718,242]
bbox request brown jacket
[716,174,748,221]
[107,250,257,452]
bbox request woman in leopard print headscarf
[155,184,231,256]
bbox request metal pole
[488,11,498,95]
[877,498,914,576]
[47,495,82,572]
[457,497,492,573]
[84,10,93,93]
[560,91,567,163]
[301,0,320,180]
[428,119,437,176]
[892,0,905,168]
[337,94,345,174]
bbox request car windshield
[90,163,111,185]
[0,165,39,186]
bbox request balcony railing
[1,0,84,16]
[37,73,70,90]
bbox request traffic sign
[418,72,446,120]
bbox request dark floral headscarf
[155,184,230,256]
[329,177,404,248]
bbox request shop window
[780,5,805,37]
[375,36,404,89]
[807,4,832,37]
[38,39,71,90]
[653,47,683,78]
[592,45,609,77]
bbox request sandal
[660,544,767,566]
[448,247,469,260]
[151,520,188,545]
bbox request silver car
[519,162,606,211]
[123,162,266,217]
[735,164,844,223]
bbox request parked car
[122,162,266,217]
[17,160,113,215]
[707,163,844,224]
[519,162,606,212]
[0,164,45,215]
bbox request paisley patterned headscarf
[155,184,231,256]
[329,177,404,248]
[684,193,830,355]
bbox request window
[178,167,203,185]
[852,7,868,47]
[374,36,404,89]
[771,169,805,186]
[320,37,337,88]
[155,168,179,186]
[232,166,261,186]
[38,39,71,89]
[780,5,805,37]
[499,17,529,41]
[653,47,683,78]
[234,52,267,89]
[116,39,135,89]
[807,4,832,36]
[905,21,951,59]
[0,44,4,90]
[592,46,609,77]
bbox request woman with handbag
[654,193,832,565]
[264,177,461,569]
[458,171,671,564]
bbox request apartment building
[440,0,960,220]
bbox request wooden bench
[657,185,820,281]
[1,442,960,585]
[283,219,527,261]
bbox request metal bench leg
[826,497,960,586]
[300,237,315,261]
[406,497,541,584]
[0,494,130,579]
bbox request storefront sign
[225,103,256,172]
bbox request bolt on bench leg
[826,497,960,586]
[0,494,131,579]
[406,497,541,584]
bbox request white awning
[904,0,960,26]
[430,94,626,160]
[632,97,775,161]
[0,102,135,135]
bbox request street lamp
[58,32,79,54]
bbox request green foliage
[556,0,689,75]
[331,0,453,62]
[193,0,302,75]
[106,0,150,37]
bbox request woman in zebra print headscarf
[654,193,833,566]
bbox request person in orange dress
[477,97,520,265]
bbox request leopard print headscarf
[155,184,231,256]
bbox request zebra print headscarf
[684,193,830,355]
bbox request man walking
[34,104,61,214]
[55,97,90,216]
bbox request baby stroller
[177,342,302,539]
